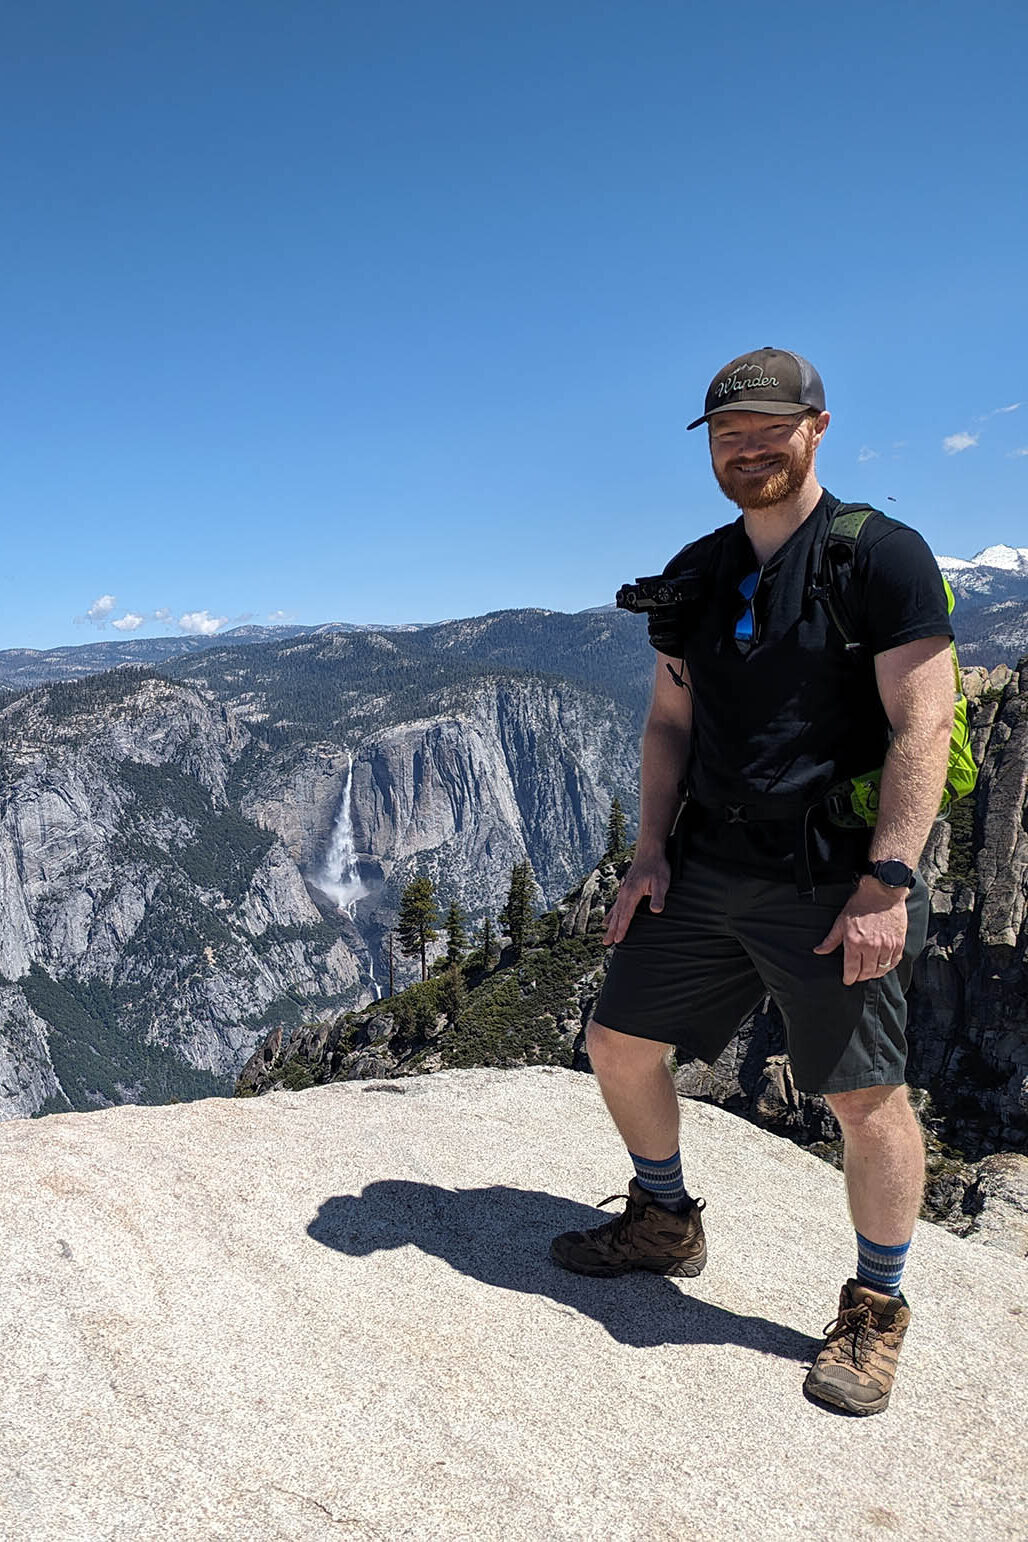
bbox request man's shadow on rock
[308,1181,819,1362]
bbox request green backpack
[816,504,978,830]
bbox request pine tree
[396,875,439,983]
[605,795,628,859]
[444,901,468,966]
[438,963,467,1028]
[477,914,496,969]
[500,860,538,959]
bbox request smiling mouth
[731,460,783,475]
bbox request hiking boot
[550,1179,707,1278]
[804,1279,911,1416]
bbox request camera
[615,573,700,613]
[616,568,708,656]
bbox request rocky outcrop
[2,1069,1024,1541]
[905,665,1028,1152]
[0,986,62,1118]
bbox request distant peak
[937,544,1028,574]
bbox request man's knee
[825,1082,915,1131]
[586,1019,672,1078]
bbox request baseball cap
[686,348,826,431]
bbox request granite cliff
[0,658,638,1118]
[0,672,371,1117]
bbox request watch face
[877,860,913,888]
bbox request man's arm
[603,654,692,945]
[814,635,954,984]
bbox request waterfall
[365,946,383,1003]
[313,757,366,912]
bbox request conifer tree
[500,860,538,959]
[444,901,468,966]
[438,963,467,1028]
[396,875,438,983]
[477,914,496,969]
[605,795,628,859]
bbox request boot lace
[821,1300,875,1366]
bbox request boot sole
[550,1243,707,1278]
[803,1373,891,1416]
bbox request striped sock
[629,1150,691,1210]
[855,1231,911,1296]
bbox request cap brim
[685,401,814,431]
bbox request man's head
[688,348,830,512]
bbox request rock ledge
[1,1068,1024,1541]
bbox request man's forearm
[868,720,951,869]
[637,719,691,856]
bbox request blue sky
[2,0,1026,649]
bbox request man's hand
[602,850,671,946]
[813,878,909,985]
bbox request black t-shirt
[660,491,954,883]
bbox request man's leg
[549,1019,707,1277]
[585,1020,679,1159]
[803,1083,922,1415]
[826,1083,925,1248]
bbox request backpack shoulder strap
[812,502,885,650]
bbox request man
[551,348,955,1416]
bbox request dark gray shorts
[593,858,930,1095]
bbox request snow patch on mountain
[937,544,1028,574]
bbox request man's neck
[742,477,824,566]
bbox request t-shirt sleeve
[858,525,954,655]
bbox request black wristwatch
[864,859,917,890]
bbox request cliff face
[0,675,371,1118]
[240,674,639,965]
[0,667,640,1118]
[348,677,636,910]
[906,664,1028,1152]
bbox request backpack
[811,503,978,829]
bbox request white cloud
[111,613,144,632]
[943,432,979,455]
[178,610,228,636]
[857,446,879,462]
[153,607,172,623]
[85,594,117,625]
[267,609,295,623]
[994,402,1022,415]
[1010,447,1028,458]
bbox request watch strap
[865,859,916,890]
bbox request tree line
[391,796,630,989]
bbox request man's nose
[736,433,776,455]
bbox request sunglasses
[734,570,759,651]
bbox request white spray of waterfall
[313,756,366,912]
[365,946,383,1002]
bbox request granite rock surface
[2,1067,1024,1541]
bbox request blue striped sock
[629,1150,691,1210]
[855,1232,911,1296]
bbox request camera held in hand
[616,567,709,658]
